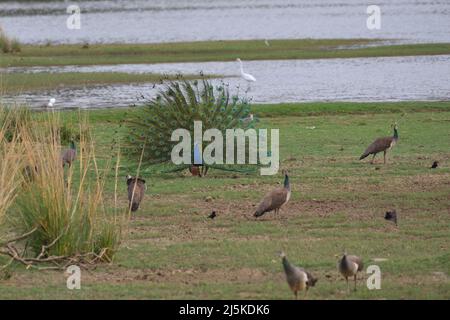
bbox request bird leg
[294,291,298,300]
[353,274,357,291]
[371,154,376,164]
[383,151,387,164]
[346,277,349,292]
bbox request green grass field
[0,102,449,299]
[2,39,450,67]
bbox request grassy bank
[0,72,218,94]
[2,39,450,67]
[60,101,450,122]
[0,101,449,299]
[253,101,450,117]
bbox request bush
[0,26,21,54]
[59,122,89,145]
[1,109,126,267]
[127,79,256,167]
[0,108,24,225]
[0,106,31,142]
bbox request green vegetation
[2,39,450,67]
[0,110,126,270]
[0,26,21,54]
[253,101,450,117]
[0,72,216,94]
[0,101,449,299]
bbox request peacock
[126,175,146,212]
[280,251,317,299]
[61,140,77,168]
[126,78,258,176]
[254,170,291,218]
[360,124,398,164]
[338,251,364,292]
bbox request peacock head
[278,250,286,259]
[392,123,399,138]
[69,140,76,149]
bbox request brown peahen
[360,124,398,164]
[254,170,291,218]
[338,252,364,292]
[280,251,317,299]
[61,140,77,168]
[126,175,146,212]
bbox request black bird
[430,161,439,169]
[208,211,217,219]
[384,210,397,225]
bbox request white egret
[47,98,56,108]
[236,58,256,82]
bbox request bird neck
[283,174,290,190]
[70,141,76,149]
[340,255,350,268]
[393,127,398,140]
[282,257,294,272]
[238,61,244,73]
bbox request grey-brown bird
[338,252,364,292]
[254,170,291,218]
[360,124,398,164]
[280,251,317,299]
[126,175,146,212]
[61,140,77,168]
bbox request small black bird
[384,210,397,225]
[430,161,439,169]
[208,211,216,219]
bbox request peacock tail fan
[125,77,258,171]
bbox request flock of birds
[202,122,439,298]
[58,101,438,298]
[44,58,443,298]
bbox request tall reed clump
[0,25,21,54]
[6,111,125,267]
[0,108,24,225]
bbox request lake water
[1,0,450,44]
[2,55,449,109]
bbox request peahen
[338,251,364,292]
[360,124,398,164]
[254,170,291,218]
[280,251,317,299]
[61,140,77,168]
[126,175,146,212]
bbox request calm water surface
[1,0,450,44]
[2,55,449,109]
